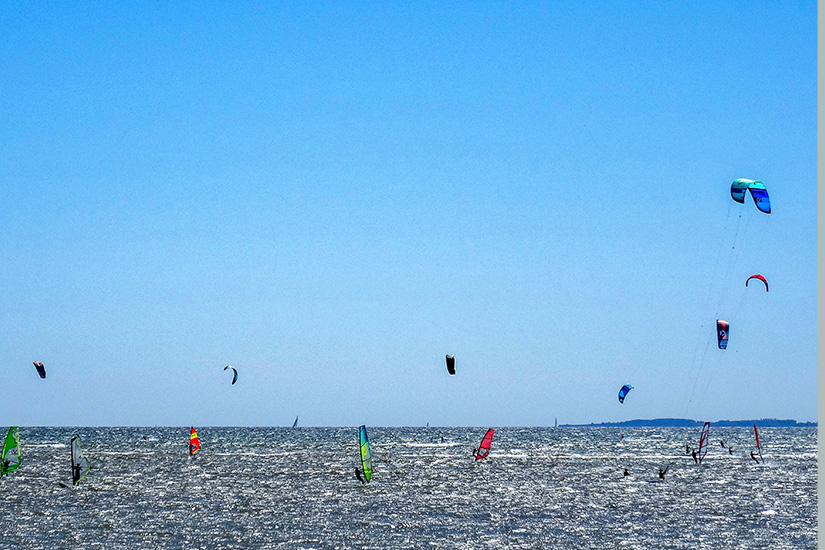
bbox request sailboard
[754,424,763,463]
[189,427,201,455]
[698,422,710,463]
[358,425,373,483]
[0,427,21,477]
[475,428,494,461]
[292,416,298,428]
[71,436,91,485]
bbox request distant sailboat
[71,436,91,485]
[474,428,494,461]
[0,427,21,477]
[554,418,557,428]
[292,416,298,428]
[189,427,201,455]
[358,426,373,483]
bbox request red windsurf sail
[698,422,710,463]
[754,424,763,463]
[189,427,200,455]
[475,428,494,461]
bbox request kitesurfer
[355,468,365,484]
[750,451,760,464]
[623,468,629,476]
[692,450,698,464]
[658,464,670,479]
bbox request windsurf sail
[0,427,21,476]
[71,436,91,485]
[475,428,494,461]
[292,416,298,428]
[754,424,763,463]
[618,384,633,403]
[358,425,373,483]
[698,422,710,463]
[189,427,200,455]
[32,361,46,379]
[445,354,456,375]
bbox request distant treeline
[561,418,816,428]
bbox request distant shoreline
[559,418,816,428]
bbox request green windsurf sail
[359,425,373,483]
[1,426,21,477]
[71,436,91,485]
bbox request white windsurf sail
[71,436,91,485]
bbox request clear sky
[0,2,816,427]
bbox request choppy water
[0,426,816,549]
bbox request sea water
[0,426,816,549]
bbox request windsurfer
[750,451,760,464]
[355,468,365,484]
[472,447,478,458]
[692,450,698,464]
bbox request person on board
[472,447,478,458]
[72,464,81,483]
[623,468,630,477]
[728,446,734,454]
[355,468,365,484]
[658,464,670,479]
[692,450,698,464]
[720,440,726,448]
[685,444,691,455]
[750,451,760,464]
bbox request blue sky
[0,2,816,426]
